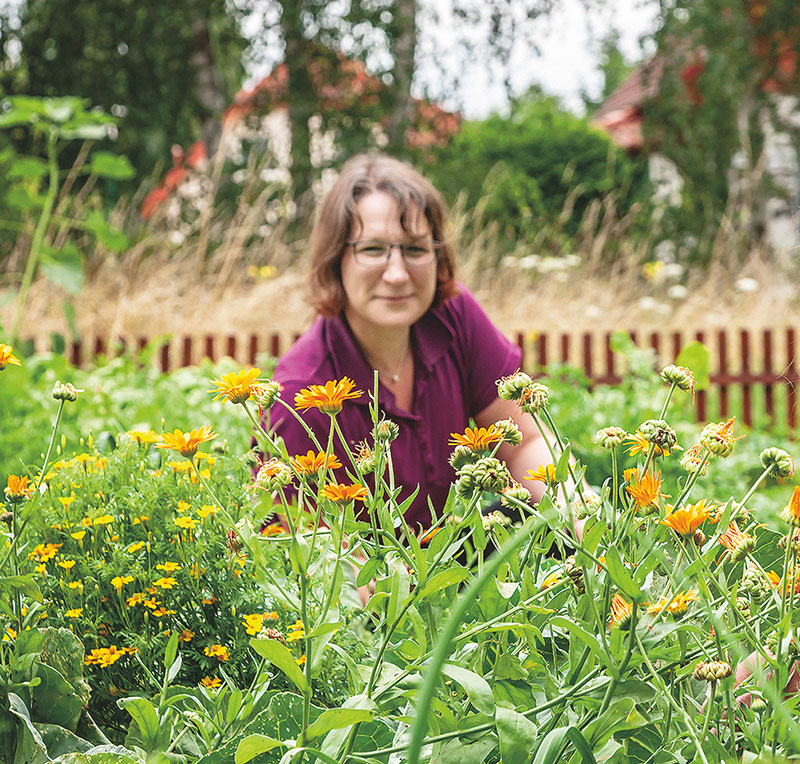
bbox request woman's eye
[359,245,386,255]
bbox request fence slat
[718,330,729,419]
[516,332,525,372]
[582,333,592,377]
[764,329,774,423]
[536,334,547,375]
[695,331,707,422]
[182,337,192,367]
[248,334,258,366]
[160,342,170,373]
[226,335,237,361]
[204,335,215,362]
[741,330,752,427]
[788,328,797,430]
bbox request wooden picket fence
[41,326,800,429]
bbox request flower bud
[679,444,708,476]
[226,529,244,556]
[449,445,478,471]
[254,459,293,491]
[693,529,706,546]
[355,442,376,474]
[731,535,756,563]
[638,419,677,452]
[500,481,530,508]
[660,365,695,393]
[493,418,522,447]
[52,381,81,402]
[701,419,739,458]
[519,383,550,416]
[374,419,399,443]
[760,447,795,479]
[1,510,13,525]
[497,371,533,401]
[741,567,771,602]
[564,555,585,595]
[265,627,286,644]
[482,510,512,532]
[693,660,732,682]
[735,596,750,615]
[594,426,627,449]
[750,696,767,713]
[257,380,283,410]
[455,457,510,497]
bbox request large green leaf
[675,341,711,391]
[441,664,495,716]
[39,629,91,709]
[235,734,284,764]
[7,156,48,180]
[40,243,84,295]
[532,726,597,764]
[304,708,374,741]
[89,152,135,181]
[495,704,538,764]
[249,638,308,694]
[117,697,159,750]
[31,663,84,732]
[0,575,43,603]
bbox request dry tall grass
[3,160,799,361]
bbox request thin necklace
[370,343,410,383]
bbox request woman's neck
[344,310,411,376]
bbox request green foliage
[424,87,649,252]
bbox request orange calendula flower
[157,426,218,458]
[646,589,699,616]
[626,431,671,458]
[660,500,712,536]
[209,368,264,404]
[321,482,369,504]
[626,470,666,509]
[290,450,342,475]
[0,343,21,370]
[261,522,287,537]
[449,425,503,452]
[718,523,753,552]
[179,629,194,642]
[780,486,800,526]
[294,377,362,415]
[4,474,33,502]
[609,594,633,629]
[540,570,564,591]
[524,464,557,485]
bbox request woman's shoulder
[433,282,493,328]
[273,317,335,387]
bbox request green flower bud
[374,419,399,443]
[660,364,696,393]
[564,555,585,595]
[693,660,732,682]
[482,510,512,532]
[638,419,677,452]
[501,481,530,508]
[493,418,522,446]
[449,445,478,471]
[594,426,627,449]
[456,457,510,496]
[741,567,771,602]
[257,380,283,410]
[496,371,533,401]
[700,419,739,458]
[760,447,795,479]
[52,381,82,402]
[519,383,550,416]
[254,459,294,491]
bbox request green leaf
[89,151,135,180]
[610,331,637,356]
[554,444,572,483]
[250,638,309,694]
[7,692,49,755]
[441,664,495,716]
[235,734,285,764]
[40,243,84,295]
[416,567,471,600]
[675,340,711,391]
[533,726,597,764]
[304,708,374,741]
[356,555,381,588]
[164,630,179,670]
[495,704,538,764]
[117,697,159,749]
[84,211,129,253]
[0,575,43,603]
[7,156,48,180]
[604,546,643,602]
[549,617,616,675]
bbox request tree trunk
[386,0,417,153]
[279,0,316,213]
[188,9,226,157]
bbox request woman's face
[341,191,437,334]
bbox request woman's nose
[382,246,410,282]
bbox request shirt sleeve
[446,287,523,417]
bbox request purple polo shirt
[267,285,522,529]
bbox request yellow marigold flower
[200,675,222,688]
[35,563,46,574]
[127,429,160,445]
[168,461,193,473]
[626,470,666,509]
[80,517,93,527]
[609,594,632,629]
[195,451,216,466]
[540,570,564,591]
[524,464,557,485]
[157,426,218,459]
[448,425,503,452]
[263,611,279,621]
[153,577,178,589]
[176,500,191,514]
[242,613,263,636]
[156,562,181,572]
[127,541,145,553]
[5,474,33,502]
[290,450,343,475]
[197,505,217,520]
[321,482,369,504]
[294,377,362,415]
[204,644,230,661]
[57,559,76,570]
[58,494,75,508]
[3,627,17,641]
[179,629,194,642]
[111,575,134,591]
[84,645,126,667]
[296,655,307,666]
[286,619,305,643]
[152,607,176,617]
[660,500,713,536]
[126,593,144,607]
[70,530,86,542]
[64,608,83,618]
[780,486,800,526]
[0,342,21,370]
[93,514,114,525]
[30,543,62,562]
[132,515,150,525]
[66,581,82,590]
[646,590,699,616]
[209,368,264,404]
[174,516,198,531]
[626,431,671,457]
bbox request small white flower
[735,277,759,293]
[666,284,689,300]
[169,230,185,247]
[518,255,540,270]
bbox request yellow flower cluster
[204,644,229,661]
[84,645,131,668]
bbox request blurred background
[0,0,798,348]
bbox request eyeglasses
[346,239,441,268]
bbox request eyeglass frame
[345,239,443,268]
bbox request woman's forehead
[351,191,431,238]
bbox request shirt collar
[323,303,456,415]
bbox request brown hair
[309,153,458,316]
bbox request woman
[268,153,555,530]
